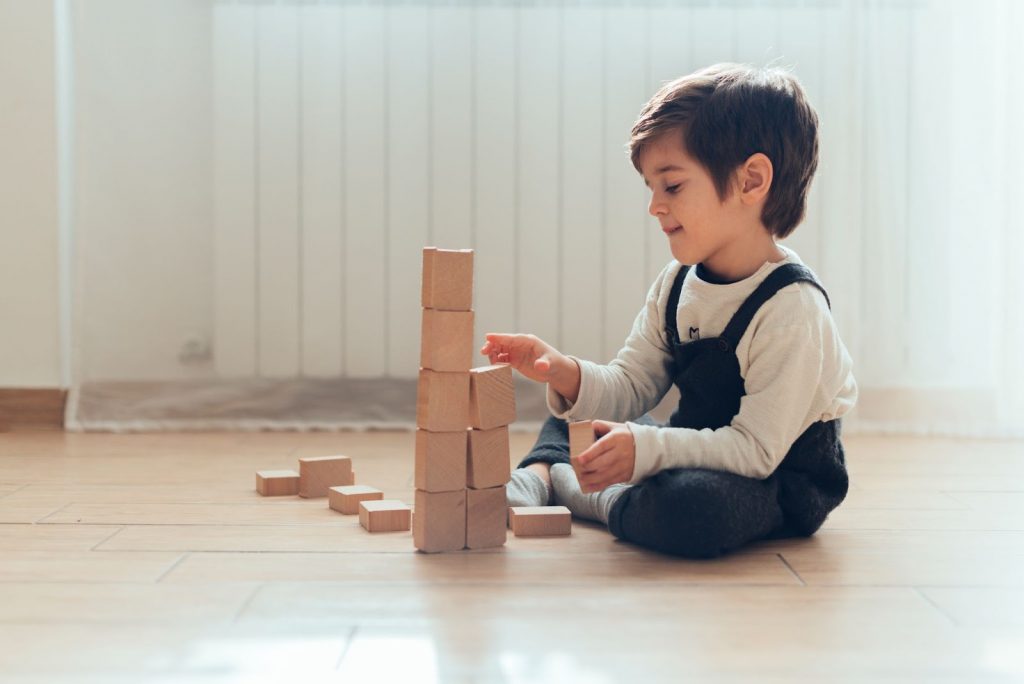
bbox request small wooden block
[569,420,596,480]
[359,499,412,532]
[420,309,474,372]
[255,469,300,496]
[469,364,516,430]
[329,485,384,515]
[298,455,354,498]
[422,247,473,311]
[509,506,572,537]
[466,485,507,549]
[416,369,470,432]
[467,426,511,489]
[415,429,467,492]
[413,489,466,553]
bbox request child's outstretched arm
[480,333,581,403]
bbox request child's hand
[480,333,563,385]
[573,420,636,493]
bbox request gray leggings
[517,414,787,558]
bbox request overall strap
[719,263,830,350]
[664,264,690,347]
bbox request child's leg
[516,414,572,468]
[506,415,568,507]
[607,468,785,559]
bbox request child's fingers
[591,420,616,437]
[576,440,610,469]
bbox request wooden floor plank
[0,524,122,551]
[161,550,798,586]
[0,550,184,583]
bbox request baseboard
[0,388,68,432]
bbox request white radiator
[212,0,864,380]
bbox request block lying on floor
[469,364,516,430]
[509,506,572,537]
[413,489,466,553]
[466,485,507,549]
[329,485,384,515]
[255,469,300,496]
[298,455,354,498]
[359,499,412,532]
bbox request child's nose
[648,196,667,217]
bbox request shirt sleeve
[626,299,826,482]
[547,263,678,422]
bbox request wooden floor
[1,430,1023,683]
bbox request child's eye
[666,184,680,194]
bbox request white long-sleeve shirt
[547,245,858,483]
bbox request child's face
[639,133,744,267]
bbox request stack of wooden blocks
[415,247,515,553]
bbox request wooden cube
[415,429,467,492]
[255,469,300,496]
[420,309,474,372]
[509,506,572,537]
[416,369,470,432]
[329,485,383,515]
[569,420,596,480]
[298,455,354,498]
[421,247,473,311]
[469,364,516,430]
[467,426,511,489]
[466,485,507,549]
[413,489,466,553]
[359,499,412,532]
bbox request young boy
[481,63,857,559]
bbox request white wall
[0,1,61,388]
[74,0,214,382]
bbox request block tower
[414,247,515,553]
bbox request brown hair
[628,63,818,239]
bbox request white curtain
[830,0,1024,436]
[66,0,1024,436]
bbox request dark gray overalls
[518,263,849,558]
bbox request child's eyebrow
[642,164,687,188]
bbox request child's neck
[701,234,786,283]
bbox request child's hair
[628,63,818,239]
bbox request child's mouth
[663,225,682,236]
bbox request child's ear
[740,153,773,203]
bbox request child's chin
[670,243,697,266]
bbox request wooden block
[509,506,572,537]
[359,499,412,532]
[466,485,507,549]
[416,369,470,432]
[420,309,474,372]
[255,470,300,496]
[569,420,596,480]
[469,364,516,430]
[415,429,467,492]
[328,485,383,515]
[298,455,354,498]
[421,247,473,311]
[467,426,511,489]
[413,489,466,553]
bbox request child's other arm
[628,288,849,482]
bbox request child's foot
[549,463,630,524]
[506,465,552,508]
